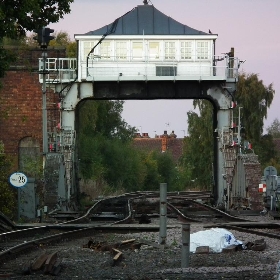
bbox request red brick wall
[0,71,42,159]
[244,162,263,210]
[0,47,65,166]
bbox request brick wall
[0,47,65,167]
[0,71,42,158]
[244,162,263,210]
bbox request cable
[86,8,135,76]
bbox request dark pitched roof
[84,5,209,36]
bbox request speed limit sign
[9,172,28,188]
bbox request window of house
[180,41,192,59]
[83,41,97,60]
[116,41,127,60]
[100,41,112,60]
[165,42,175,60]
[132,42,143,60]
[197,41,209,59]
[149,42,160,59]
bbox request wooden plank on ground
[121,239,135,245]
[112,248,122,261]
[31,253,49,271]
[43,252,58,274]
[50,259,62,276]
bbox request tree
[181,72,275,190]
[256,134,278,168]
[267,118,280,138]
[77,100,136,142]
[77,100,141,192]
[0,141,16,218]
[0,0,73,80]
[181,100,214,190]
[0,0,73,40]
[236,72,275,141]
[48,31,76,57]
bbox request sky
[51,0,280,138]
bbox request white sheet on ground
[190,228,243,253]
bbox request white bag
[190,228,242,253]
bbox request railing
[39,55,239,83]
[39,58,77,82]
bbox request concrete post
[159,183,167,245]
[181,223,190,268]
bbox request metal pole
[42,51,48,161]
[238,107,243,154]
[181,223,190,268]
[159,183,167,245]
[42,50,48,218]
[229,47,234,78]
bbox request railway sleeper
[22,251,62,276]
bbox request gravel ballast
[3,214,280,279]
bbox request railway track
[1,191,280,278]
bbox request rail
[39,55,239,83]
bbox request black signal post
[33,27,54,48]
[33,28,55,209]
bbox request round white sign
[9,172,28,188]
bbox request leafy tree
[0,141,16,218]
[141,152,160,191]
[255,134,279,169]
[48,31,76,57]
[77,100,136,142]
[181,100,214,190]
[77,100,141,192]
[267,118,280,138]
[23,30,77,57]
[0,0,73,39]
[181,72,275,190]
[152,151,176,188]
[236,72,274,142]
[0,0,73,80]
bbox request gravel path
[2,214,280,279]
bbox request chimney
[162,137,167,152]
[161,130,168,152]
[169,130,177,138]
[142,132,150,138]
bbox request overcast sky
[51,0,280,138]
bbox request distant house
[132,130,184,163]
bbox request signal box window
[116,41,127,60]
[165,42,175,60]
[149,42,160,59]
[100,41,112,60]
[83,41,97,60]
[132,42,143,60]
[181,41,192,60]
[197,41,209,60]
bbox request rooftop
[82,4,211,36]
